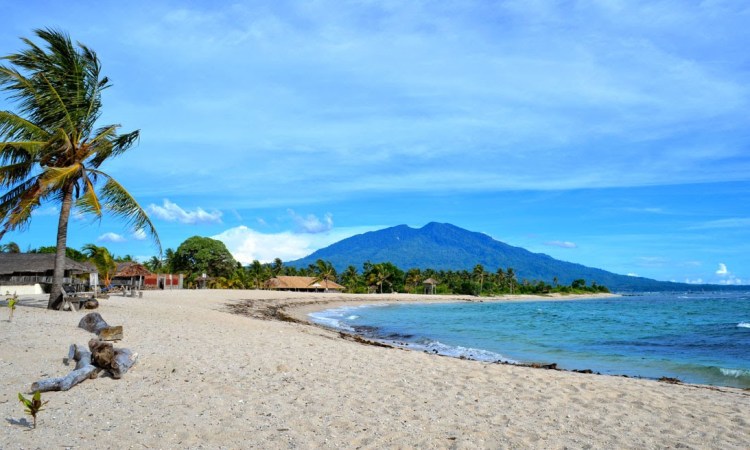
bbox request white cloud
[212,224,384,265]
[33,206,59,217]
[627,273,639,277]
[148,199,222,225]
[288,210,333,234]
[98,232,126,243]
[685,278,704,284]
[132,229,147,241]
[716,263,729,275]
[544,240,577,249]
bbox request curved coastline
[4,289,748,449]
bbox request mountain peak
[287,222,690,291]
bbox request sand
[1,289,748,449]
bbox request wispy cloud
[690,218,750,230]
[132,229,147,241]
[716,263,729,275]
[148,199,222,225]
[98,232,126,243]
[288,210,333,234]
[544,241,577,249]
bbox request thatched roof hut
[266,276,344,292]
[423,277,439,295]
[0,253,95,292]
[112,262,152,289]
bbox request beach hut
[423,277,438,295]
[266,276,345,292]
[112,262,152,294]
[0,253,95,294]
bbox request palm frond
[89,127,139,167]
[0,110,48,141]
[74,171,103,218]
[94,171,161,251]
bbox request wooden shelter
[112,262,152,292]
[423,277,438,295]
[0,253,95,294]
[266,276,345,292]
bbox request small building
[423,277,439,295]
[143,273,183,290]
[266,276,345,292]
[111,262,152,291]
[0,253,95,294]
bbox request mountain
[287,222,721,292]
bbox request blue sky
[1,1,749,285]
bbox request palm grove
[0,29,159,308]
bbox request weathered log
[89,338,114,369]
[98,325,123,341]
[31,364,97,392]
[78,312,109,333]
[111,348,138,379]
[32,343,96,392]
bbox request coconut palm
[312,259,337,292]
[1,241,20,253]
[82,243,117,287]
[0,29,159,309]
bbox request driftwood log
[88,339,138,379]
[31,344,97,392]
[78,312,123,341]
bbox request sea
[309,291,750,389]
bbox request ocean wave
[398,339,517,364]
[719,368,750,379]
[738,322,750,329]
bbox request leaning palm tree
[82,243,117,288]
[0,28,159,309]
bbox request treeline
[4,237,610,295]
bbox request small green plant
[7,293,17,321]
[18,391,48,428]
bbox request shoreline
[2,289,749,449]
[257,292,747,390]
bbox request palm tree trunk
[48,184,74,310]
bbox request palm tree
[145,255,163,273]
[340,265,359,293]
[82,243,116,288]
[366,263,392,294]
[312,259,337,292]
[473,264,485,296]
[271,258,284,277]
[405,268,421,294]
[1,241,20,253]
[0,29,159,309]
[507,267,517,295]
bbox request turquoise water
[309,292,750,388]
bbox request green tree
[365,263,393,294]
[312,259,337,292]
[271,258,284,277]
[340,265,360,293]
[248,260,266,289]
[473,264,485,296]
[1,241,20,252]
[82,243,116,287]
[173,236,236,282]
[0,29,159,309]
[405,268,422,294]
[507,267,517,295]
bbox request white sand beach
[2,289,748,449]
